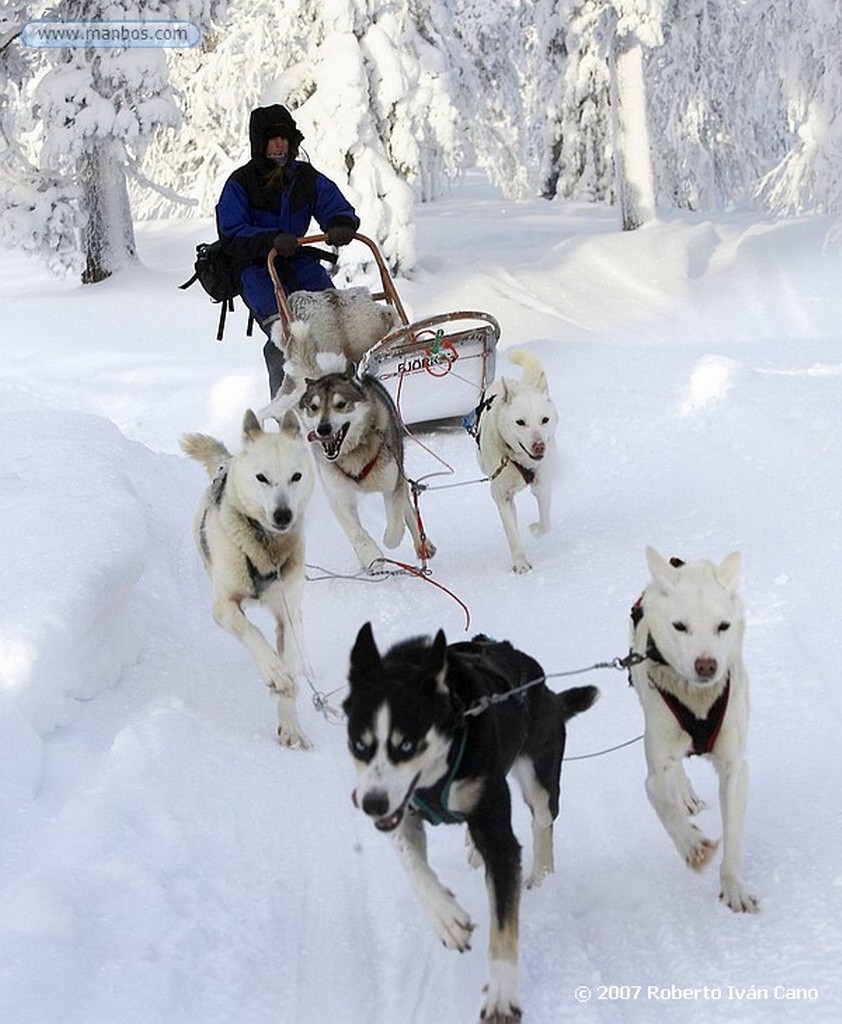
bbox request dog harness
[245,554,288,597]
[337,444,382,483]
[469,391,538,486]
[630,589,731,757]
[654,678,731,756]
[410,729,469,826]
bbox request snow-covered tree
[448,0,533,198]
[1,0,225,281]
[0,2,82,275]
[758,0,842,216]
[606,1,661,229]
[648,1,792,211]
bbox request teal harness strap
[411,729,469,826]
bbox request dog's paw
[357,541,385,571]
[529,520,550,538]
[276,697,312,750]
[676,773,705,816]
[383,522,405,549]
[719,877,760,914]
[417,536,436,559]
[277,723,312,750]
[264,661,298,699]
[481,960,521,1023]
[511,555,532,574]
[424,888,475,951]
[681,791,706,817]
[685,835,719,872]
[524,866,551,890]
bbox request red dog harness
[338,445,382,483]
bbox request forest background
[1,0,840,282]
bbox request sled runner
[268,233,500,427]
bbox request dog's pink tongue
[306,430,320,444]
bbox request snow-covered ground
[1,177,840,1023]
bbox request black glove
[326,223,356,247]
[272,232,299,258]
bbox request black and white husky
[180,410,315,749]
[344,623,598,1023]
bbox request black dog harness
[410,729,469,826]
[655,678,731,756]
[409,638,532,825]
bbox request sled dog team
[181,343,758,1024]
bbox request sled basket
[268,233,499,427]
[358,312,499,427]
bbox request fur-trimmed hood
[248,104,304,162]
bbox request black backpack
[180,241,249,341]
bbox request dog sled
[268,233,500,427]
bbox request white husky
[180,410,315,749]
[629,546,758,912]
[474,349,558,573]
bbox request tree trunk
[608,32,656,231]
[80,140,136,283]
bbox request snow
[1,175,841,1023]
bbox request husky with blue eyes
[180,409,315,749]
[343,622,598,1024]
[629,546,759,912]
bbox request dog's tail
[508,348,548,394]
[179,433,230,478]
[558,684,600,721]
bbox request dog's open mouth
[307,423,348,461]
[374,809,405,832]
[358,773,420,833]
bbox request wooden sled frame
[267,233,500,426]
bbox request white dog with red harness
[629,546,759,912]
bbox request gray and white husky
[297,366,436,570]
[180,409,315,749]
[475,349,558,573]
[629,546,758,912]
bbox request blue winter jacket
[216,105,359,325]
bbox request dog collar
[489,455,536,486]
[410,729,469,826]
[653,676,731,756]
[338,444,382,483]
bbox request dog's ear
[350,622,382,678]
[242,409,263,441]
[645,545,677,594]
[427,629,449,695]
[716,551,742,592]
[279,409,301,438]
